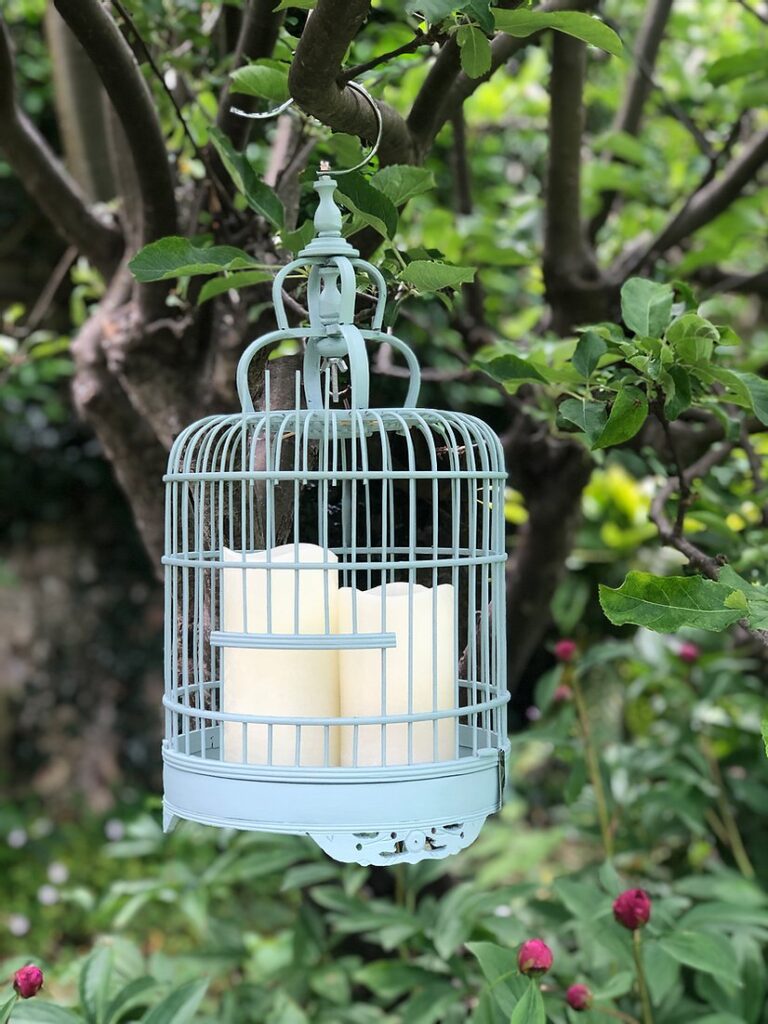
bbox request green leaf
[229,61,289,103]
[208,126,284,227]
[666,313,719,363]
[591,385,648,449]
[105,978,160,1024]
[461,0,494,34]
[457,25,492,77]
[479,351,548,386]
[466,942,528,1017]
[554,877,604,921]
[734,372,768,425]
[129,237,259,282]
[11,1007,84,1024]
[354,962,441,1001]
[280,219,315,254]
[141,979,208,1024]
[620,278,674,337]
[707,48,768,85]
[718,566,768,630]
[0,996,17,1024]
[197,270,272,304]
[405,0,458,22]
[572,329,607,378]
[400,260,476,292]
[599,571,744,632]
[493,9,623,56]
[371,165,434,206]
[335,171,398,238]
[659,930,740,985]
[274,0,315,9]
[664,365,692,420]
[80,946,113,1024]
[509,981,546,1024]
[558,397,607,445]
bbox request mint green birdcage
[161,171,509,865]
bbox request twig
[614,127,768,278]
[341,29,437,82]
[109,0,233,211]
[649,441,734,579]
[24,245,78,332]
[734,0,768,25]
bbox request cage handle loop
[235,328,421,413]
[304,323,369,410]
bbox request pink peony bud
[613,888,651,930]
[678,641,700,664]
[553,684,573,703]
[566,984,593,1011]
[554,638,578,663]
[517,938,553,975]
[13,964,44,999]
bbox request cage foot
[311,817,486,865]
[162,805,180,833]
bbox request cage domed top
[162,174,509,865]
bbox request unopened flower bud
[566,984,592,1011]
[517,938,553,975]
[13,965,44,999]
[553,684,573,703]
[554,639,577,662]
[678,641,700,664]
[613,888,651,930]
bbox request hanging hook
[230,81,383,175]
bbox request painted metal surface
[162,174,509,864]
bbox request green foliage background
[1,0,768,1022]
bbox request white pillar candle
[221,543,339,767]
[337,583,456,767]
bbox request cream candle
[337,582,456,766]
[221,543,339,767]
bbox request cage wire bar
[162,173,510,865]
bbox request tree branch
[407,0,574,158]
[504,409,594,689]
[0,16,123,276]
[342,28,435,82]
[288,0,416,166]
[589,0,675,238]
[217,0,285,146]
[650,441,733,577]
[544,29,601,332]
[52,0,177,258]
[615,127,768,278]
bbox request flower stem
[632,930,654,1024]
[701,738,755,879]
[570,668,614,859]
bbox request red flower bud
[612,888,651,930]
[566,984,593,1011]
[554,639,577,662]
[553,684,573,703]
[13,965,44,999]
[678,641,700,664]
[517,938,553,975]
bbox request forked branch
[0,16,123,275]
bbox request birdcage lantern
[162,171,509,865]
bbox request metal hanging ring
[230,80,383,175]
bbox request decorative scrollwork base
[311,817,487,865]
